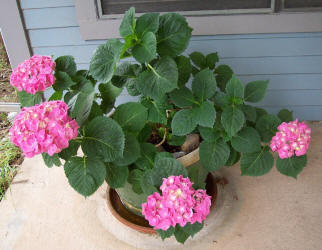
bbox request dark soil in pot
[147,130,182,153]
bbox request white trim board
[0,0,31,68]
[75,0,322,40]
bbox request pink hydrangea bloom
[142,175,211,231]
[10,55,56,94]
[10,101,79,158]
[270,119,311,159]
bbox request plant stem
[41,92,46,102]
[147,64,161,78]
[155,128,167,148]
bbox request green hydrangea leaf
[112,62,140,88]
[113,133,140,166]
[49,91,63,101]
[276,155,307,179]
[140,96,169,125]
[68,80,95,126]
[199,139,230,171]
[240,104,257,123]
[231,127,261,153]
[192,68,217,102]
[53,71,76,91]
[121,35,135,58]
[70,74,93,91]
[157,13,192,57]
[174,223,203,244]
[189,52,206,69]
[17,90,42,107]
[240,147,274,176]
[169,86,195,108]
[74,69,96,86]
[198,126,220,142]
[226,74,244,99]
[134,143,157,170]
[138,123,153,143]
[64,156,106,197]
[174,226,190,244]
[55,55,77,76]
[119,7,135,37]
[171,109,197,136]
[168,135,186,146]
[175,55,192,86]
[140,155,187,195]
[157,227,175,240]
[64,91,77,104]
[191,66,199,76]
[99,82,122,113]
[126,78,141,96]
[136,57,178,100]
[58,140,80,161]
[140,169,159,195]
[244,80,269,103]
[128,169,144,194]
[192,101,216,128]
[182,222,203,238]
[113,102,148,132]
[89,39,123,83]
[255,107,268,122]
[256,114,281,142]
[152,157,188,187]
[132,32,157,63]
[82,116,125,162]
[221,106,245,137]
[42,153,61,168]
[215,64,233,92]
[214,91,230,107]
[225,144,241,166]
[188,164,208,189]
[155,152,174,161]
[206,52,219,69]
[277,109,294,123]
[105,163,129,188]
[135,12,160,36]
[86,101,103,123]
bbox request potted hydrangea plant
[9,7,311,244]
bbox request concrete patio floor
[1,122,322,250]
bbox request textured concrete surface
[1,122,322,250]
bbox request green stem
[74,137,83,143]
[41,92,46,102]
[147,64,161,78]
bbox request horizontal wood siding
[21,1,322,120]
[20,0,75,9]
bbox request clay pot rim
[176,146,200,167]
[106,173,218,235]
[106,188,157,234]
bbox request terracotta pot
[115,146,201,216]
[107,173,218,235]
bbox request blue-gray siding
[20,0,322,120]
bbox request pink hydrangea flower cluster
[270,119,311,159]
[10,55,56,94]
[10,101,79,158]
[142,175,211,231]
